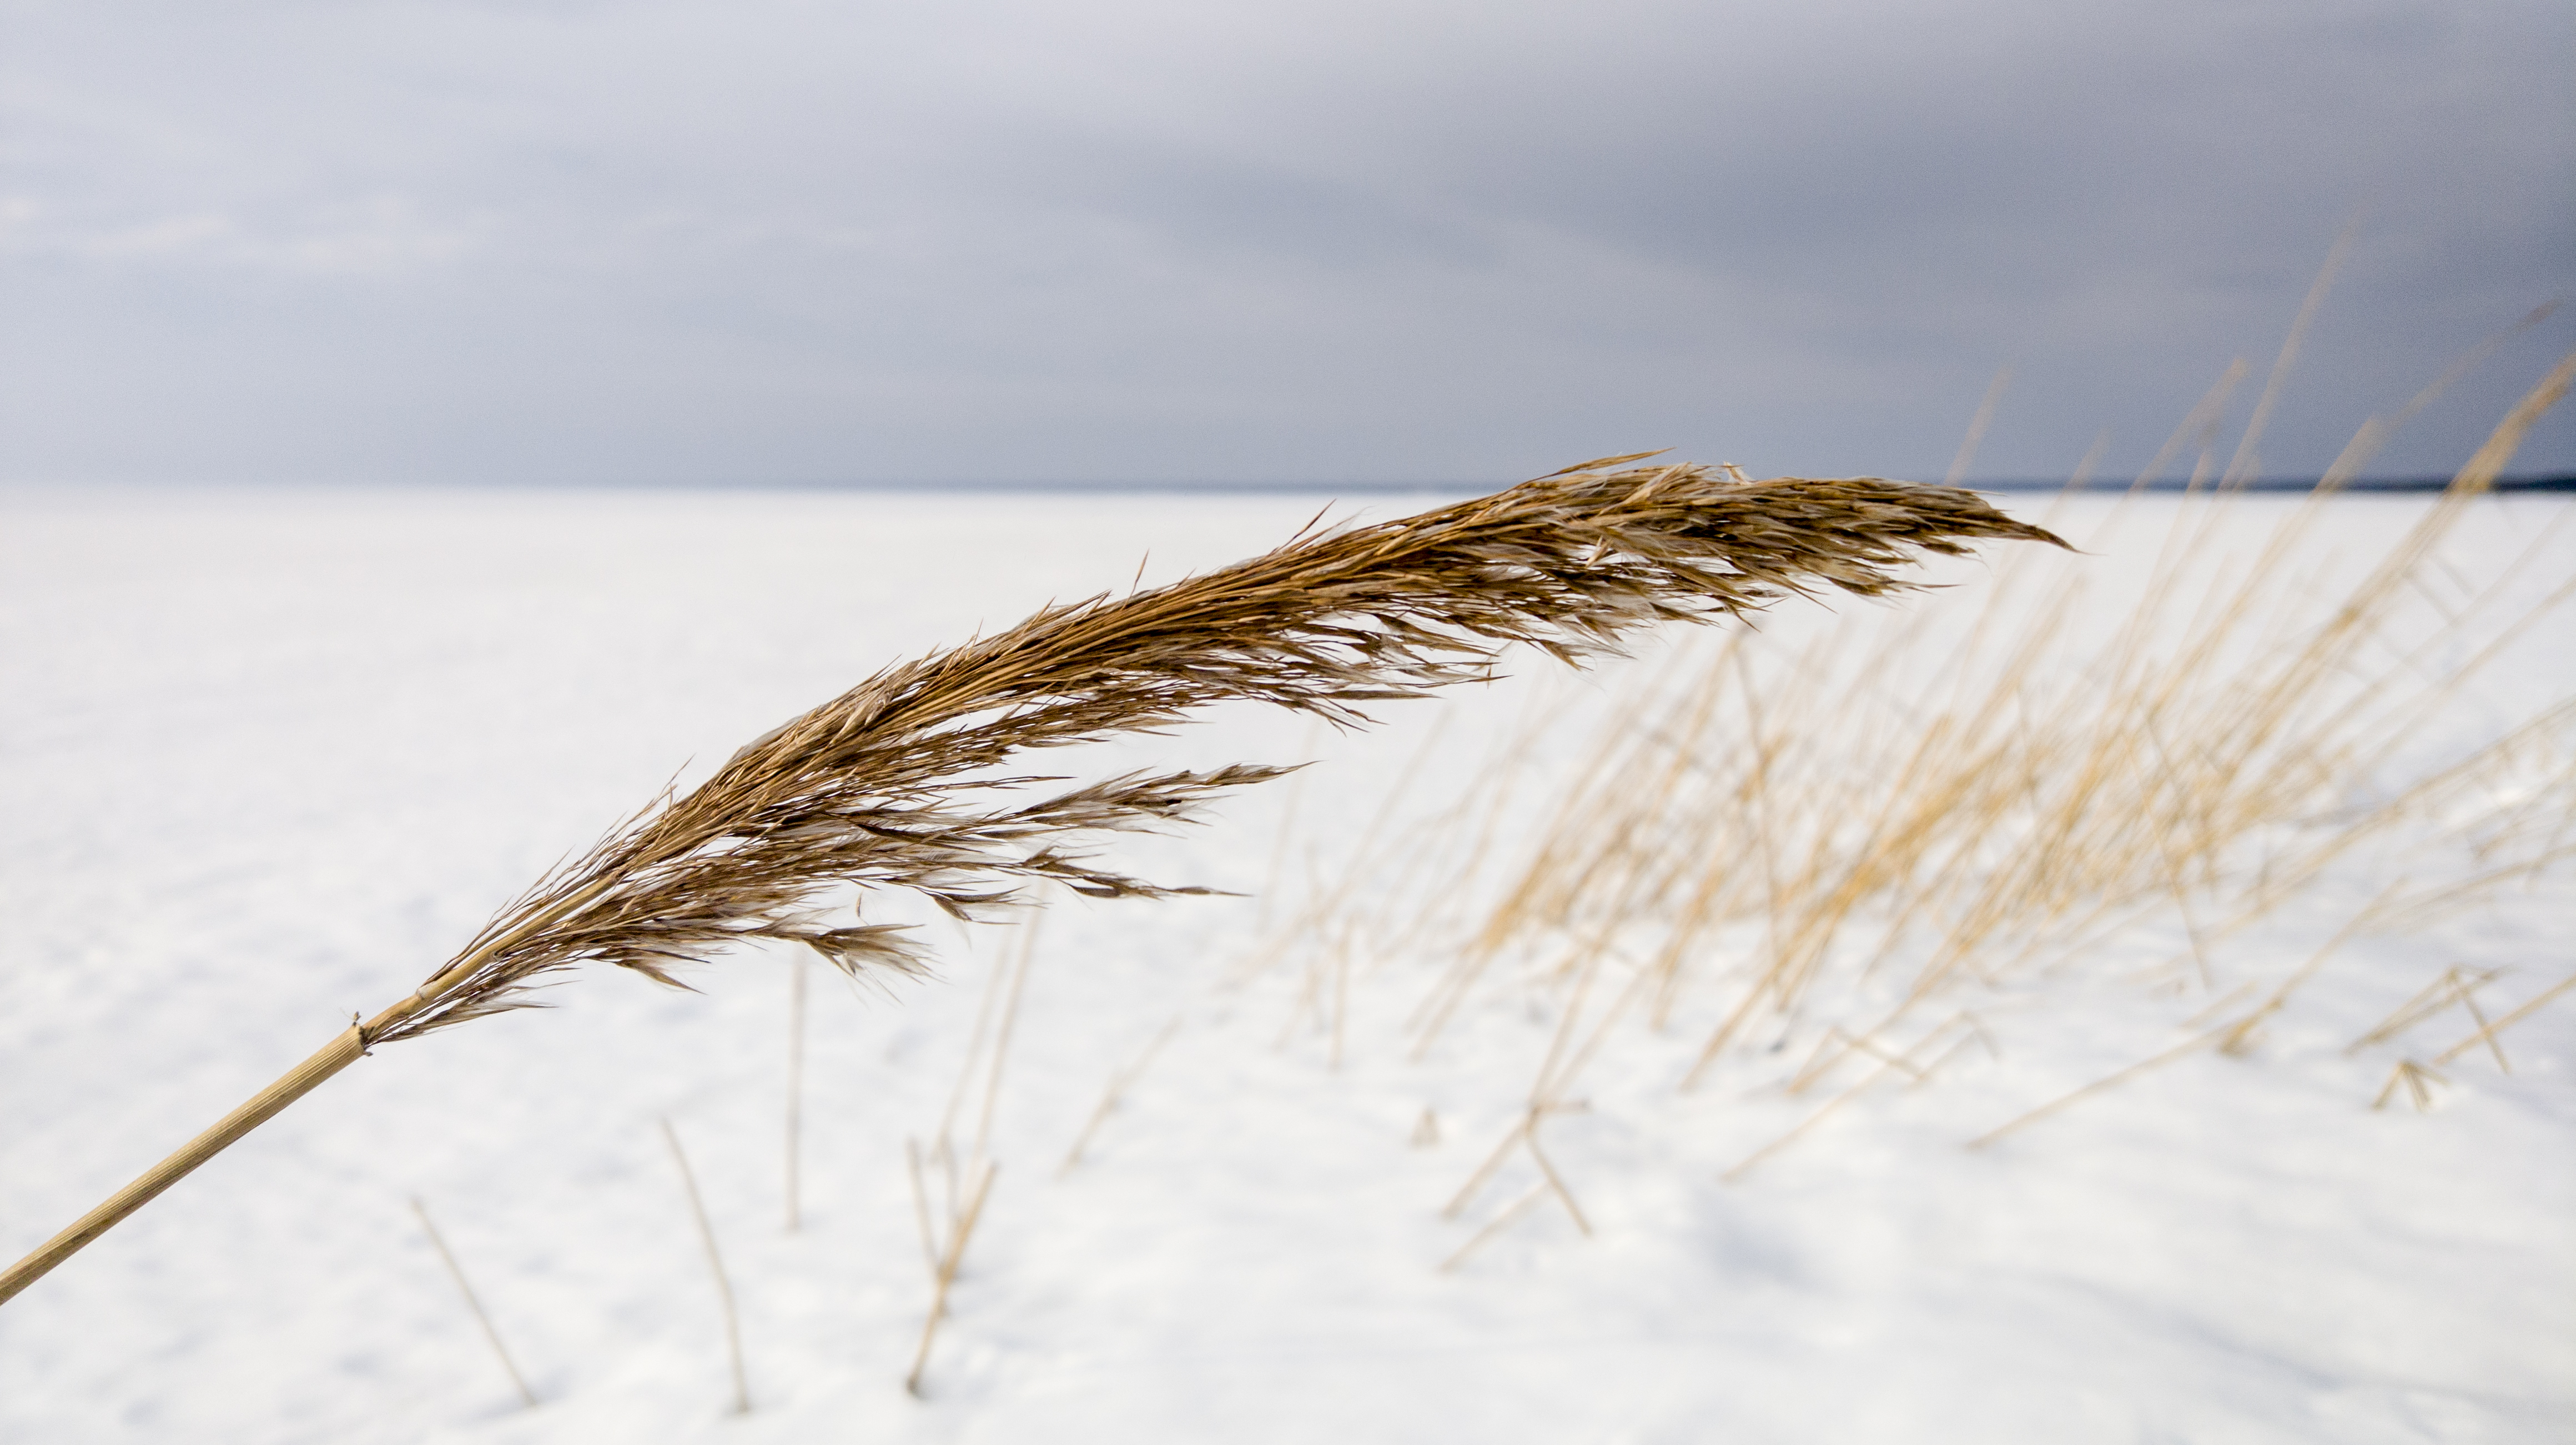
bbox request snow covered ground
[1,481,2569,1443]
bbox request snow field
[0,482,2569,1443]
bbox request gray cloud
[2,0,2568,486]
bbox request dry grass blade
[659,1117,752,1411]
[1438,1183,1552,1273]
[1058,1012,1184,1177]
[0,460,2063,1307]
[784,955,809,1233]
[410,1197,540,1410]
[2346,966,2503,1055]
[905,1161,997,1397]
[662,1118,752,1416]
[1963,1020,2238,1152]
[2373,1060,2449,1112]
[2432,971,2576,1069]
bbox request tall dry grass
[1248,356,2575,1239]
[0,458,2060,1306]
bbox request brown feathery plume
[0,456,2067,1304]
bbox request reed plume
[0,455,2065,1304]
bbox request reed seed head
[376,458,2066,1043]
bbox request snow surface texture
[0,485,2569,1443]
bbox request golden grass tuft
[1243,355,2575,1252]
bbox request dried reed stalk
[0,458,2062,1306]
[904,900,1040,1392]
[661,1118,752,1414]
[2373,1058,2448,1112]
[905,1160,996,1396]
[2432,971,2576,1069]
[784,956,808,1233]
[1058,1012,1184,1177]
[411,1196,539,1409]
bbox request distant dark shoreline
[711,474,2576,496]
[13,474,2569,497]
[1969,475,2575,494]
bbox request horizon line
[6,473,2570,496]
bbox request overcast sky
[2,0,2569,487]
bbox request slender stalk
[661,1118,751,1416]
[785,955,808,1233]
[411,1196,540,1409]
[1945,364,2011,486]
[904,1160,996,1397]
[1,860,616,1309]
[1964,1020,2236,1151]
[1438,1183,1548,1273]
[0,1025,366,1306]
[2434,971,2576,1067]
[1056,1012,1183,1177]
